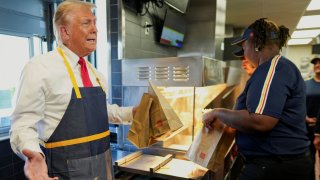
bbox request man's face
[314,60,320,75]
[63,6,97,57]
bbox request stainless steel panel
[179,22,216,57]
[155,158,207,179]
[116,154,167,175]
[115,152,208,179]
[178,0,226,60]
[122,56,225,87]
[203,56,225,85]
[111,150,133,165]
[118,0,124,60]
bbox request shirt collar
[59,44,84,69]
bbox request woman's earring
[255,47,259,52]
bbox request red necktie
[78,57,93,87]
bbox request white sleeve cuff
[107,104,133,124]
[18,141,44,161]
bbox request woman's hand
[306,116,316,125]
[314,136,320,150]
[203,109,221,130]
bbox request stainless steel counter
[112,149,132,165]
[112,150,211,180]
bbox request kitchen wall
[286,45,315,79]
[0,0,46,36]
[111,0,183,106]
[121,1,178,59]
[121,0,227,60]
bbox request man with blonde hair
[10,1,136,179]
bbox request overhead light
[287,38,312,45]
[291,30,320,38]
[307,0,320,11]
[297,15,320,29]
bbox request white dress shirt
[10,45,132,159]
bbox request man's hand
[23,149,58,180]
[132,106,138,118]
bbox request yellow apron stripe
[44,130,110,149]
[87,62,106,93]
[57,47,82,99]
[255,55,281,114]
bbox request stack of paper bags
[127,82,184,148]
[127,93,154,148]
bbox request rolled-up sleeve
[107,104,133,124]
[96,71,133,124]
[10,61,45,160]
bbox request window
[0,34,46,138]
[95,0,111,101]
[32,36,48,56]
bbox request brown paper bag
[127,93,156,148]
[185,123,235,172]
[209,126,235,170]
[148,81,184,137]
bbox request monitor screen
[164,0,190,14]
[312,44,320,54]
[159,11,187,48]
[123,0,144,14]
[223,37,243,61]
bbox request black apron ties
[42,47,113,180]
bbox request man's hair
[248,18,290,51]
[53,0,96,44]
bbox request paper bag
[148,81,184,137]
[185,123,235,172]
[127,93,156,148]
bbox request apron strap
[44,130,110,149]
[57,47,82,99]
[87,62,106,93]
[57,47,106,97]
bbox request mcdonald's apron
[42,47,113,179]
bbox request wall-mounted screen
[159,10,187,48]
[123,0,143,14]
[312,44,320,54]
[223,37,243,61]
[164,0,190,14]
